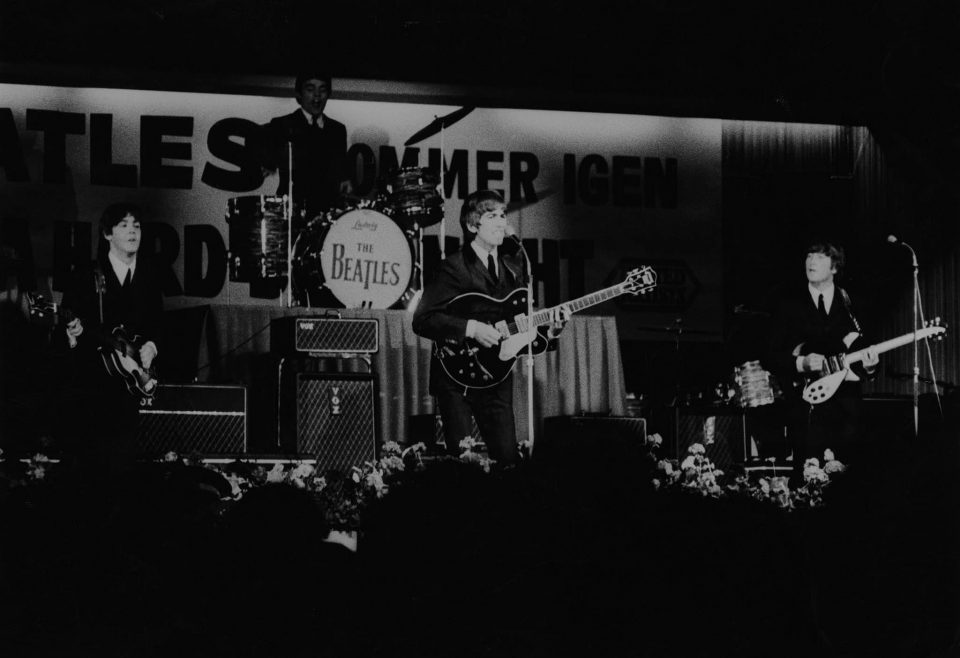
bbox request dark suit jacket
[767,285,869,391]
[59,252,164,368]
[413,242,553,394]
[262,110,348,214]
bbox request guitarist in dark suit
[56,203,163,473]
[412,190,566,466]
[767,242,879,472]
[260,72,353,219]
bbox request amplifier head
[271,316,379,356]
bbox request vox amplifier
[137,384,247,456]
[270,316,379,356]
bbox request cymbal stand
[438,115,446,260]
[285,140,294,308]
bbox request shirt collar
[470,241,498,266]
[301,109,324,128]
[808,282,835,305]
[108,251,136,283]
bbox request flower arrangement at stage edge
[677,442,725,498]
[189,441,431,530]
[458,437,495,473]
[645,433,846,510]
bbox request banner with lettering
[0,83,722,339]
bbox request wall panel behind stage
[0,82,722,341]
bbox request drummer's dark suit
[767,286,872,467]
[263,110,348,218]
[257,111,348,303]
[413,241,546,465]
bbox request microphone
[887,234,918,267]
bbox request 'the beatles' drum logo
[329,243,403,289]
[320,208,413,309]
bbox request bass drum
[293,205,417,309]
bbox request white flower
[289,462,315,481]
[382,441,402,456]
[652,478,661,489]
[265,463,286,483]
[689,443,706,455]
[365,468,387,497]
[823,449,835,462]
[657,460,674,475]
[31,453,50,463]
[163,451,179,463]
[804,457,820,469]
[824,460,845,475]
[680,455,697,471]
[646,433,663,448]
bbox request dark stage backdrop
[716,122,957,402]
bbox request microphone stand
[896,238,927,436]
[511,233,536,454]
[286,140,294,308]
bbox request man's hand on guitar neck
[546,304,572,339]
[65,318,84,348]
[466,320,502,348]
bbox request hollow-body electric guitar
[801,321,946,404]
[437,267,657,389]
[26,292,159,399]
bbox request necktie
[123,268,132,289]
[311,115,321,130]
[487,254,498,283]
[817,293,827,319]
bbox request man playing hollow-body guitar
[412,190,567,466]
[56,203,163,472]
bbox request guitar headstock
[25,292,59,325]
[622,266,657,295]
[923,317,948,340]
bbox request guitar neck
[846,331,928,365]
[515,283,627,332]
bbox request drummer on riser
[260,72,354,219]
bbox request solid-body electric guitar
[437,267,657,389]
[801,322,946,404]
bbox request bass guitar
[801,320,946,404]
[436,267,657,389]
[26,292,159,399]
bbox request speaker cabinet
[279,367,377,471]
[137,384,247,456]
[674,407,748,469]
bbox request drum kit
[225,167,442,309]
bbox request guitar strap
[92,263,106,325]
[838,287,863,336]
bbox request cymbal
[636,324,717,336]
[404,106,476,146]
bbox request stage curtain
[196,305,626,447]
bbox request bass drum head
[293,206,415,309]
